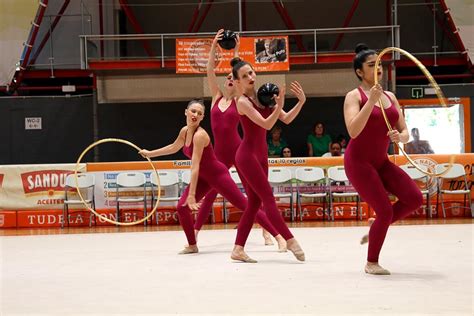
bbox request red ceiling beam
[88,59,174,70]
[0,85,92,92]
[21,69,92,79]
[192,0,213,33]
[397,73,472,80]
[332,0,360,51]
[187,0,203,33]
[29,0,70,65]
[86,53,394,71]
[118,0,154,57]
[271,1,306,52]
[395,56,467,67]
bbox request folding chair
[327,166,361,221]
[116,172,147,225]
[295,167,328,221]
[150,171,180,225]
[399,164,431,217]
[268,167,294,221]
[435,163,472,218]
[62,173,96,228]
[223,168,245,223]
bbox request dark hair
[187,98,206,111]
[336,134,346,143]
[313,122,325,135]
[353,43,377,81]
[231,57,252,79]
[330,142,341,149]
[280,146,292,157]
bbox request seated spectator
[322,142,343,157]
[336,134,348,153]
[281,146,292,158]
[267,125,288,158]
[307,122,332,157]
[405,128,434,154]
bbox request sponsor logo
[21,170,72,194]
[0,174,4,188]
[411,157,438,195]
[173,161,192,167]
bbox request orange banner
[175,36,289,74]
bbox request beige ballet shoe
[178,245,198,255]
[263,230,274,246]
[264,236,274,246]
[231,251,257,263]
[360,218,376,245]
[360,234,369,245]
[276,236,287,252]
[287,239,305,262]
[365,263,391,275]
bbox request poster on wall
[175,36,289,74]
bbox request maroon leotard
[193,97,279,237]
[234,95,295,246]
[176,128,252,245]
[344,88,422,262]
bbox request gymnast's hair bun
[230,57,243,67]
[355,43,370,54]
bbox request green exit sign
[411,87,424,99]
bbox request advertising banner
[176,36,289,74]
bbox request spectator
[336,134,348,153]
[322,142,343,157]
[405,128,434,154]
[281,146,292,158]
[267,125,288,158]
[307,122,332,157]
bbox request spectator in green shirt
[307,122,332,157]
[267,125,288,158]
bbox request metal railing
[79,25,401,70]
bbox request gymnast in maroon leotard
[139,100,259,259]
[193,29,286,251]
[343,44,423,275]
[230,58,307,262]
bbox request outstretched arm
[139,127,186,158]
[279,81,306,124]
[207,29,225,102]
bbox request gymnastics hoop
[74,138,161,226]
[374,47,455,177]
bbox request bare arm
[386,91,409,144]
[279,81,306,124]
[344,85,382,139]
[236,86,286,130]
[184,130,210,211]
[207,29,224,103]
[139,127,186,158]
[307,142,313,156]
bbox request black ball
[218,30,237,50]
[257,83,280,108]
